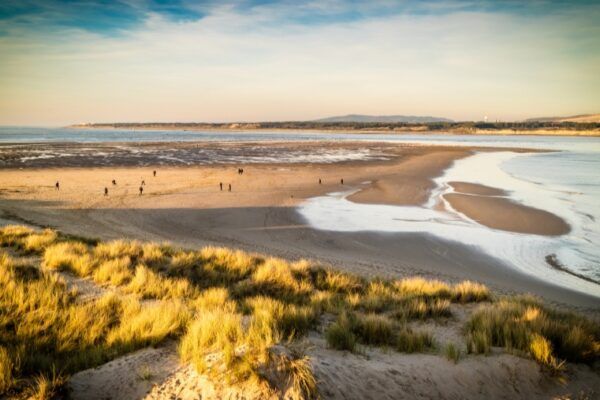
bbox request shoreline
[0,142,596,312]
[66,125,600,137]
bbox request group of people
[55,168,345,198]
[98,170,156,196]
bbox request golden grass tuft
[43,241,94,276]
[0,346,13,395]
[93,256,133,286]
[94,239,143,260]
[192,287,237,313]
[22,229,58,254]
[466,297,600,367]
[179,309,244,374]
[125,264,197,299]
[0,225,34,247]
[107,299,190,350]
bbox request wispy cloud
[1,0,599,125]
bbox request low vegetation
[0,225,598,398]
[465,296,600,373]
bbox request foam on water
[298,151,600,298]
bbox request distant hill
[525,113,600,123]
[313,114,453,123]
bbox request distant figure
[141,180,145,186]
[112,179,116,185]
[219,182,223,191]
[139,186,143,195]
[104,187,108,196]
[153,170,156,177]
[228,183,231,192]
[340,178,344,185]
[55,181,59,190]
[318,178,322,184]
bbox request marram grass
[0,225,598,398]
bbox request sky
[0,0,599,126]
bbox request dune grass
[1,225,598,398]
[466,296,600,372]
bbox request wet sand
[444,192,571,236]
[0,142,595,311]
[448,181,507,196]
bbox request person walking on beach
[219,182,223,191]
[112,179,116,185]
[340,178,344,185]
[319,178,322,184]
[228,184,231,192]
[153,170,156,177]
[55,181,59,190]
[141,180,145,186]
[139,186,143,195]
[104,187,108,196]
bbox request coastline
[0,142,596,312]
[67,124,600,137]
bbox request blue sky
[1,0,599,125]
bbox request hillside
[313,114,453,123]
[525,113,600,123]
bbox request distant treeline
[73,121,600,131]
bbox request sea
[1,126,599,296]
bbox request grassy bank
[0,225,598,398]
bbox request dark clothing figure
[141,180,145,186]
[153,170,157,177]
[228,184,231,192]
[139,186,143,195]
[112,179,116,185]
[340,178,344,185]
[220,182,223,191]
[319,178,322,184]
[104,187,108,196]
[55,181,59,190]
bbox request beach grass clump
[394,277,490,304]
[325,311,433,352]
[241,258,313,303]
[0,346,13,395]
[444,343,460,364]
[395,277,453,299]
[124,264,198,300]
[22,229,58,254]
[466,297,600,370]
[0,250,188,396]
[93,256,133,286]
[192,287,238,313]
[394,298,452,320]
[43,241,94,276]
[452,281,490,303]
[94,239,143,261]
[107,298,190,351]
[245,296,318,339]
[179,309,245,375]
[395,327,434,353]
[314,268,365,294]
[325,312,357,352]
[356,281,398,312]
[0,225,35,247]
[198,246,260,284]
[352,313,396,346]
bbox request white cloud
[1,3,599,125]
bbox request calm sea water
[1,126,599,295]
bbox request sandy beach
[0,141,595,311]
